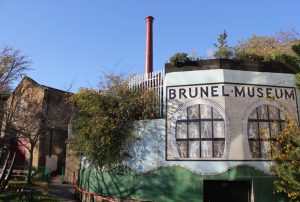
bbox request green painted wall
[78,166,286,202]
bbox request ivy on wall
[69,74,157,169]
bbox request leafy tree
[0,47,30,160]
[0,46,30,96]
[2,79,45,184]
[277,43,300,87]
[69,74,157,169]
[234,30,300,65]
[270,117,300,201]
[169,52,191,66]
[234,30,300,88]
[213,30,233,59]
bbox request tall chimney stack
[145,16,154,74]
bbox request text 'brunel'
[168,85,295,100]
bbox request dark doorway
[204,180,251,202]
[11,139,26,167]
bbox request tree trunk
[27,144,34,184]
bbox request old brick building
[1,76,73,172]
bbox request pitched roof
[21,76,72,94]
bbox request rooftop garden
[168,30,300,74]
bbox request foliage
[270,117,300,201]
[213,30,233,59]
[289,43,300,89]
[0,179,66,201]
[292,43,300,55]
[69,74,157,169]
[169,52,191,66]
[0,47,30,152]
[234,30,300,89]
[0,46,30,96]
[234,30,300,64]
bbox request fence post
[129,69,165,118]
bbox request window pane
[175,104,227,159]
[249,109,257,119]
[259,122,270,139]
[261,141,271,159]
[188,105,199,119]
[200,105,211,118]
[188,122,200,138]
[281,122,285,130]
[177,109,187,120]
[201,141,212,158]
[249,141,260,158]
[270,122,280,138]
[177,141,187,158]
[248,105,284,159]
[213,108,222,119]
[213,121,225,138]
[213,141,224,158]
[248,122,258,139]
[257,105,268,120]
[280,111,286,120]
[189,141,200,158]
[176,122,187,139]
[269,106,279,120]
[201,121,212,138]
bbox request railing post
[129,69,165,118]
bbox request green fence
[77,166,287,202]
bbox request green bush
[169,52,191,67]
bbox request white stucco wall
[165,69,296,87]
[165,69,299,117]
[126,119,272,175]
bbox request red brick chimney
[145,16,154,74]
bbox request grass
[0,179,68,202]
[0,192,62,202]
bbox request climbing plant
[69,74,157,169]
[270,117,300,201]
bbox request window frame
[175,104,226,159]
[247,104,285,159]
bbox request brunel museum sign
[168,84,295,101]
[166,83,297,160]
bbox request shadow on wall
[126,120,165,172]
[79,166,201,202]
[78,166,287,202]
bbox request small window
[176,104,225,159]
[248,104,285,158]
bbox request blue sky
[0,0,299,91]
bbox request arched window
[175,104,225,158]
[248,104,285,158]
